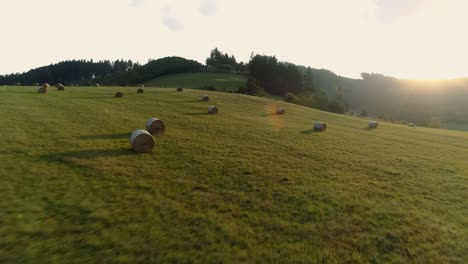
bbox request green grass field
[144,72,247,92]
[0,86,467,263]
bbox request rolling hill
[0,85,466,263]
[144,72,247,92]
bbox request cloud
[161,7,183,31]
[200,0,217,16]
[372,0,423,22]
[130,0,145,8]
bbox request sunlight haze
[1,0,467,79]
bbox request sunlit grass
[0,86,466,263]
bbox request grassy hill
[144,72,247,92]
[0,86,467,263]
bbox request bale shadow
[300,129,318,135]
[41,148,133,162]
[363,127,375,131]
[182,112,210,116]
[78,133,129,140]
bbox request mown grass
[144,72,247,92]
[0,86,467,263]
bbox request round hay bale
[139,84,145,88]
[137,88,144,94]
[177,87,184,92]
[276,107,286,115]
[129,130,155,153]
[408,123,415,127]
[56,83,65,91]
[208,105,219,115]
[368,121,378,129]
[37,87,47,94]
[95,83,100,87]
[114,92,124,98]
[146,118,166,136]
[201,95,210,102]
[42,83,50,89]
[314,122,327,132]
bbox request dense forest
[2,49,468,128]
[0,60,138,86]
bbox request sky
[0,0,467,79]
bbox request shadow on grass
[41,148,133,162]
[71,96,114,99]
[78,133,129,140]
[0,90,37,94]
[300,129,318,135]
[182,112,210,116]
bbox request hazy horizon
[2,0,468,80]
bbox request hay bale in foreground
[146,118,166,136]
[56,83,65,91]
[177,87,184,92]
[137,88,144,94]
[208,106,219,115]
[129,130,155,153]
[314,122,327,132]
[42,83,50,88]
[276,107,286,115]
[368,121,378,129]
[201,95,210,102]
[114,92,124,98]
[37,87,47,94]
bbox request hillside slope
[0,86,466,263]
[144,72,247,92]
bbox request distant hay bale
[42,83,50,88]
[95,83,100,87]
[56,83,65,91]
[208,105,219,115]
[146,118,166,136]
[201,95,210,102]
[368,121,378,129]
[177,87,184,92]
[408,123,416,127]
[137,88,144,94]
[140,84,145,88]
[114,92,124,98]
[314,122,327,132]
[276,107,286,115]
[37,87,47,94]
[129,130,155,153]
[33,83,39,86]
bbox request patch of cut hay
[314,122,327,132]
[208,106,219,115]
[130,130,155,153]
[146,118,166,136]
[201,95,210,102]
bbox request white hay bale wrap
[314,122,327,132]
[368,121,378,128]
[130,130,155,153]
[276,107,286,115]
[202,95,210,102]
[146,118,166,136]
[208,106,219,115]
[95,83,100,87]
[42,83,50,89]
[56,83,65,91]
